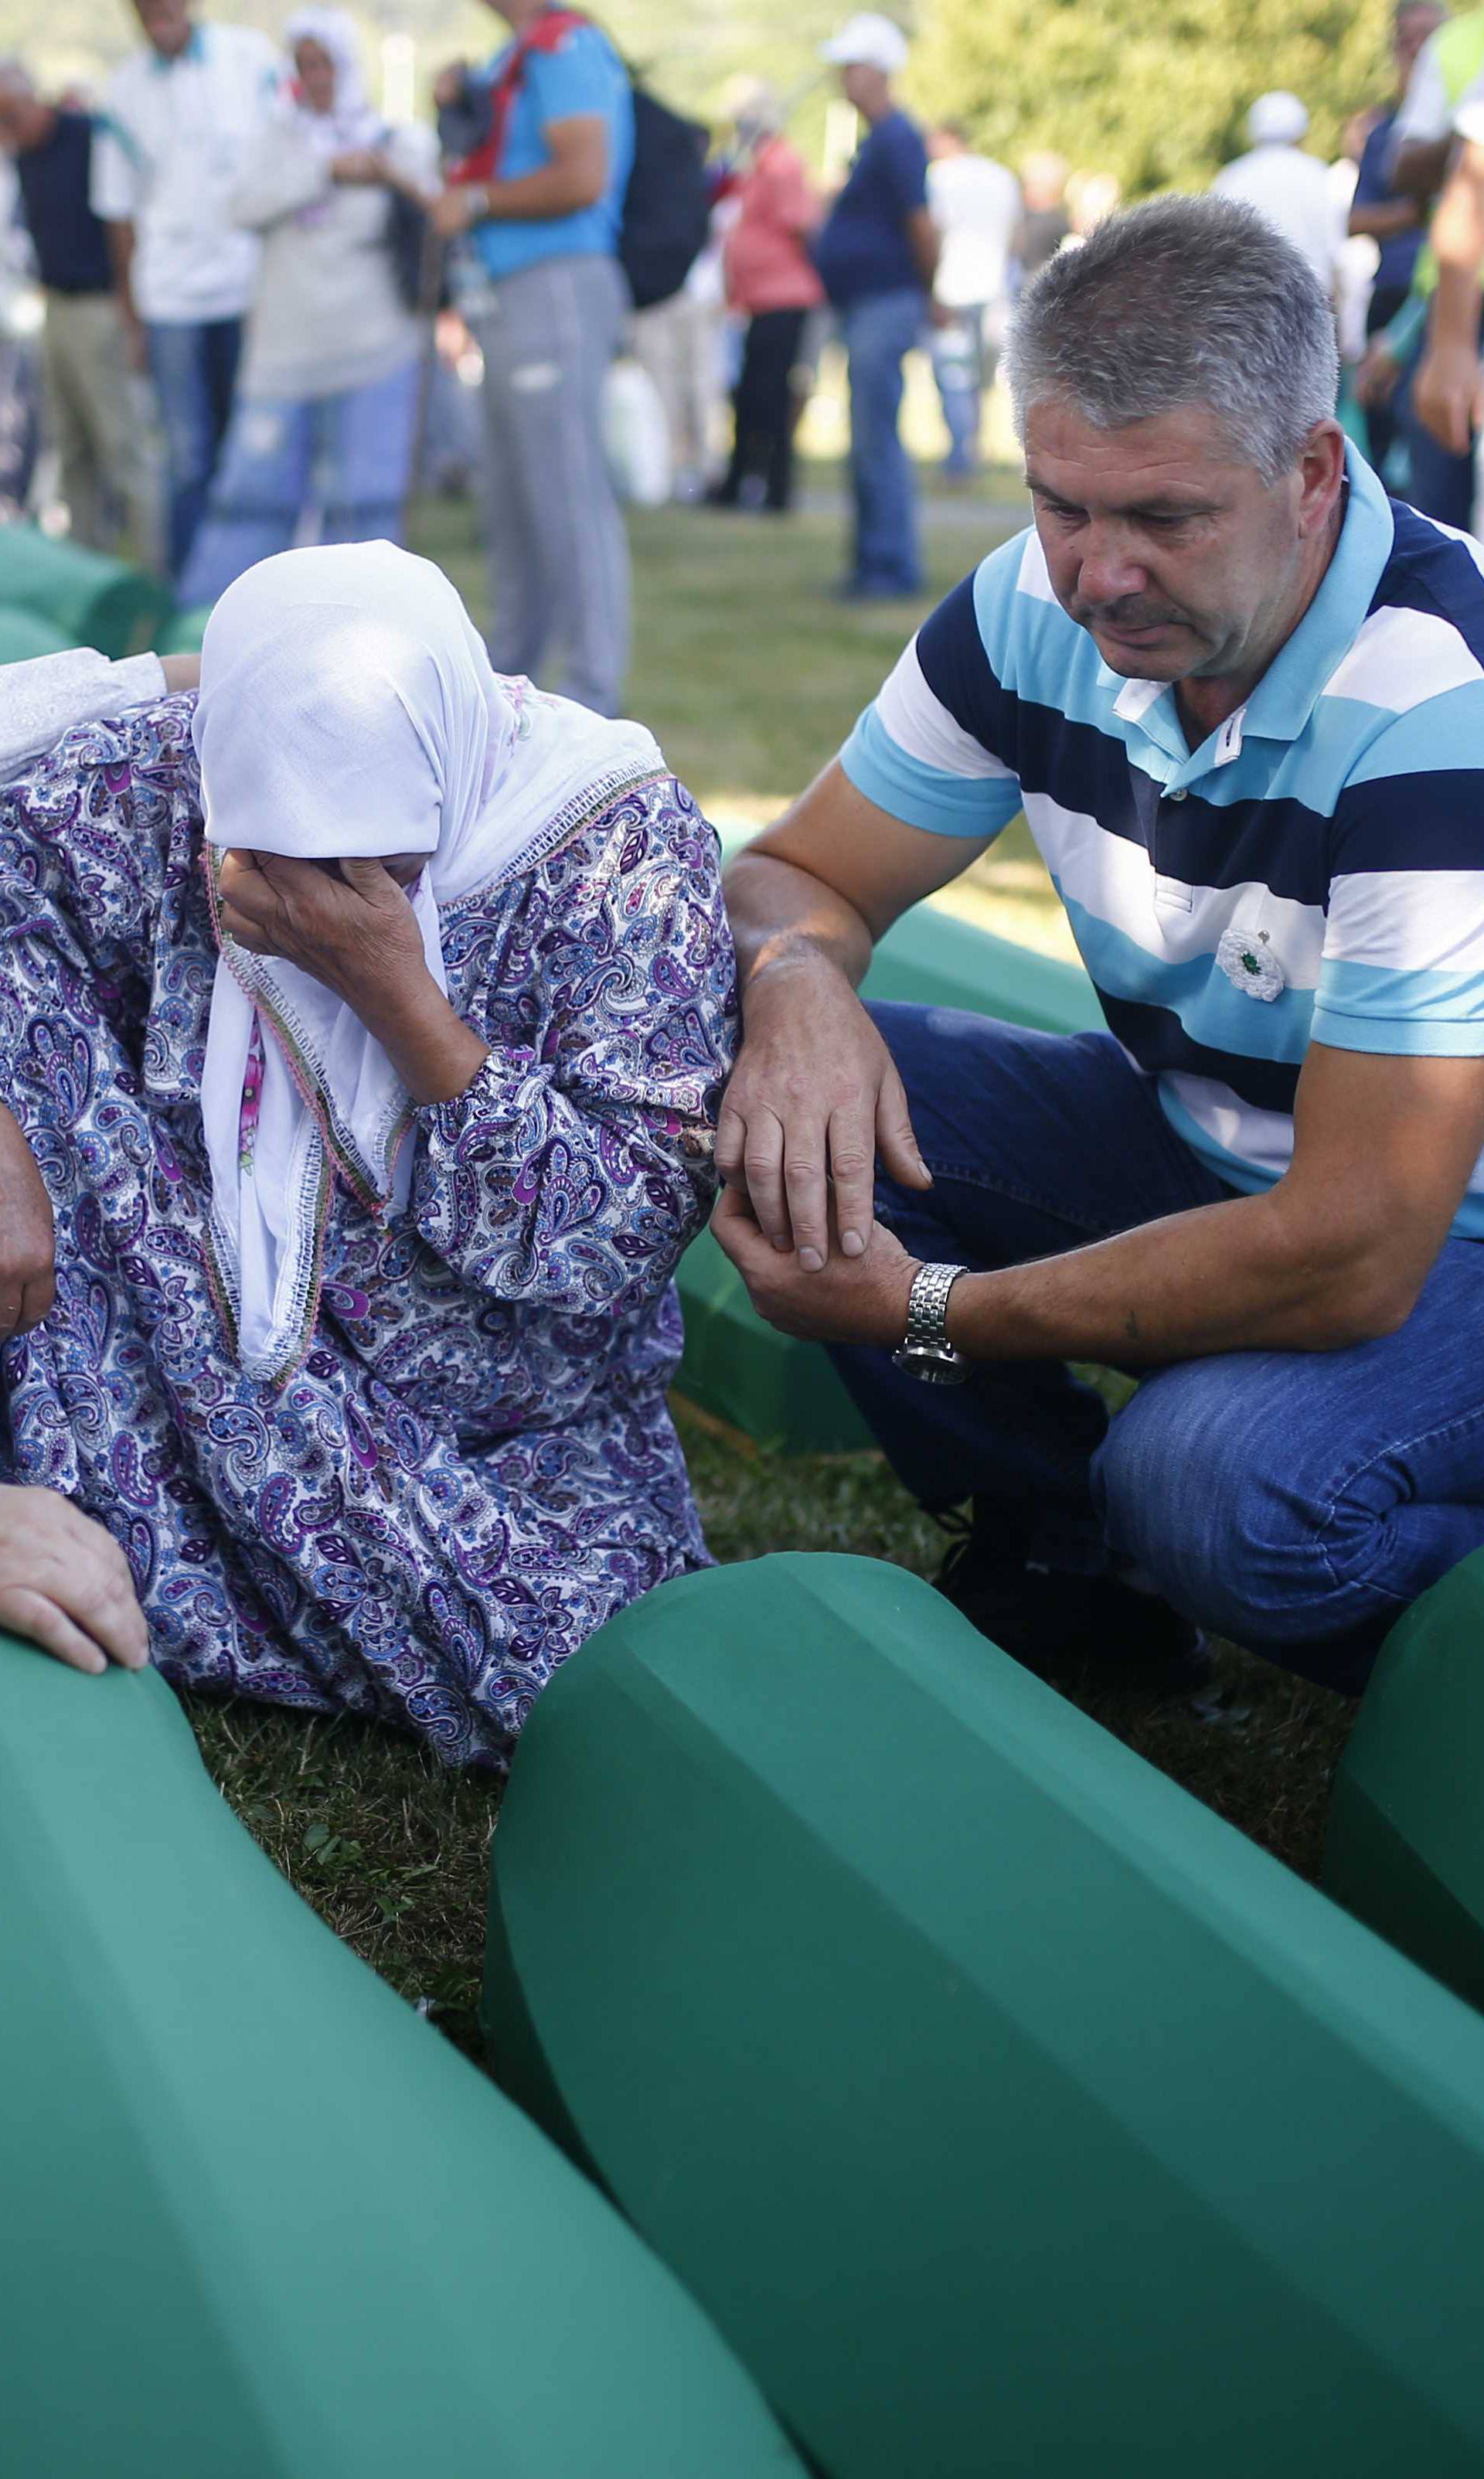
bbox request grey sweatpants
[466,253,629,717]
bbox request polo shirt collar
[150,24,206,70]
[1107,441,1395,778]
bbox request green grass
[183,482,1358,2027]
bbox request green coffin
[0,524,172,658]
[673,899,1098,1448]
[1325,1549,1484,2010]
[0,1635,803,2479]
[485,1553,1484,2479]
[0,607,72,662]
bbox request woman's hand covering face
[216,850,431,1010]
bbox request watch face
[893,1341,966,1385]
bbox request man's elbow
[1312,1261,1423,1348]
[1394,140,1445,201]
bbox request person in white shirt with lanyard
[91,0,282,580]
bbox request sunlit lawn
[186,472,1356,2036]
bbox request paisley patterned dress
[0,696,736,1768]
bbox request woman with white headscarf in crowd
[177,11,437,608]
[0,544,735,1766]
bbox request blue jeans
[178,359,421,608]
[930,305,990,475]
[145,318,242,580]
[832,1006,1484,1691]
[842,287,924,594]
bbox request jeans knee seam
[1313,1400,1484,1594]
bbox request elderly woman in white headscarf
[0,544,735,1766]
[178,10,437,608]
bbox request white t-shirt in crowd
[928,151,1021,312]
[91,24,283,325]
[1210,142,1343,291]
[1392,26,1454,147]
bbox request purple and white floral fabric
[0,694,737,1768]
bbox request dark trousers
[1363,281,1411,478]
[719,308,807,511]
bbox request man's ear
[1296,419,1347,536]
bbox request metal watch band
[903,1261,968,1355]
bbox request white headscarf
[192,542,663,1385]
[284,6,382,154]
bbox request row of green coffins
[485,1549,1484,2477]
[8,1544,1484,2475]
[0,519,209,661]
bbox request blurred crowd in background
[2,0,1484,715]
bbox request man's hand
[716,952,931,1268]
[0,1486,148,1675]
[1353,340,1401,410]
[712,1183,918,1343]
[217,850,428,1008]
[1414,339,1484,454]
[431,185,483,240]
[0,1102,55,1341]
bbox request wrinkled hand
[431,185,483,240]
[712,1183,918,1344]
[216,850,430,1010]
[0,1486,148,1675]
[0,1100,55,1341]
[715,956,931,1266]
[1414,340,1484,455]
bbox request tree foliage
[907,0,1396,194]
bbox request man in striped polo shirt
[716,193,1484,1696]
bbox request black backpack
[619,83,711,312]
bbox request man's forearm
[105,219,138,322]
[725,849,876,1007]
[475,156,601,223]
[1348,198,1420,242]
[944,1187,1414,1367]
[1431,151,1484,348]
[1394,135,1455,202]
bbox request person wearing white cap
[814,13,938,596]
[1210,93,1342,294]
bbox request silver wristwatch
[893,1261,969,1385]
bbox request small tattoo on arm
[1125,1308,1140,1342]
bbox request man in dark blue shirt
[1347,0,1445,475]
[815,15,937,598]
[0,64,158,559]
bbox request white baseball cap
[820,13,910,73]
[1246,90,1309,145]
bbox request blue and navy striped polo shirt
[841,444,1484,1235]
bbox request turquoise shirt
[467,20,633,284]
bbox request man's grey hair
[0,58,34,97]
[1004,193,1340,485]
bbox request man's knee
[1092,1360,1341,1646]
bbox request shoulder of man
[912,527,1089,730]
[1324,505,1484,846]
